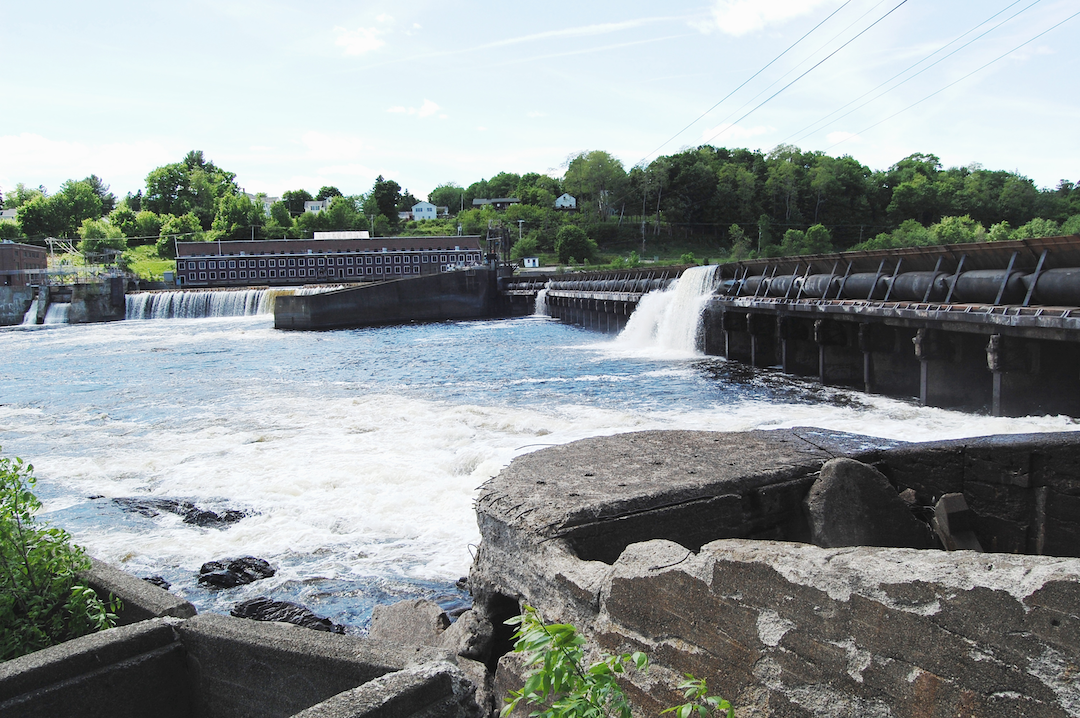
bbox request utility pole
[517,219,524,242]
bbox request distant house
[0,208,19,223]
[472,197,521,211]
[436,206,450,218]
[398,210,412,221]
[554,193,577,210]
[304,199,331,214]
[245,193,279,214]
[522,257,540,269]
[412,201,437,221]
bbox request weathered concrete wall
[0,285,33,326]
[0,619,190,718]
[275,269,497,330]
[472,429,1080,717]
[68,278,126,323]
[82,557,197,625]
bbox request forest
[2,144,1079,274]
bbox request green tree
[17,195,62,238]
[109,206,138,237]
[562,151,627,221]
[77,219,126,262]
[428,183,464,213]
[510,236,540,260]
[134,211,163,240]
[143,152,237,229]
[0,221,22,239]
[2,183,45,210]
[487,171,521,198]
[211,193,265,240]
[368,175,402,225]
[554,225,597,263]
[268,201,293,228]
[397,190,420,212]
[1,451,119,660]
[157,212,203,258]
[316,186,343,201]
[281,189,314,217]
[931,215,985,244]
[1012,217,1061,240]
[81,175,117,215]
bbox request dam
[526,235,1080,418]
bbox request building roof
[176,235,483,257]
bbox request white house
[412,201,437,221]
[304,199,331,214]
[245,193,279,214]
[554,193,577,210]
[0,208,18,223]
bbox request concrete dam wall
[275,269,499,330]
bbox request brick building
[0,241,47,287]
[175,235,484,287]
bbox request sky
[1,0,1077,203]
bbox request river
[0,270,1074,629]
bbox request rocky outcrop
[470,428,1080,717]
[112,497,249,528]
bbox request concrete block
[178,613,446,718]
[0,619,188,718]
[931,493,982,551]
[82,557,196,625]
[368,599,449,648]
[290,662,482,718]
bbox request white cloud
[300,131,366,161]
[527,111,547,118]
[700,123,770,142]
[375,13,393,24]
[826,130,862,146]
[386,99,443,118]
[0,133,172,194]
[334,26,386,55]
[701,0,839,36]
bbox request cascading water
[126,288,295,320]
[43,302,70,324]
[614,265,719,354]
[20,298,40,325]
[533,283,551,316]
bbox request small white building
[245,193,279,214]
[304,199,331,214]
[522,257,540,268]
[555,193,577,210]
[0,208,18,223]
[412,201,437,221]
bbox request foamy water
[1,271,1076,628]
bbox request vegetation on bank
[3,145,1079,282]
[504,605,731,718]
[0,450,119,661]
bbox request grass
[123,245,175,281]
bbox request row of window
[189,265,427,282]
[178,253,477,271]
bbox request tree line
[2,145,1078,267]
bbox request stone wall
[0,286,33,326]
[471,429,1080,717]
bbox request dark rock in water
[112,497,248,527]
[198,556,276,588]
[805,458,937,549]
[182,507,247,527]
[143,575,171,590]
[231,597,345,634]
[455,576,470,592]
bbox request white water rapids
[2,265,1075,627]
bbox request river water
[0,269,1075,629]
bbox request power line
[784,0,1040,146]
[826,7,1080,151]
[703,0,911,147]
[634,1,853,167]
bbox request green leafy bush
[0,451,119,661]
[503,607,733,718]
[503,605,647,718]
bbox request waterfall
[21,298,39,325]
[43,302,70,325]
[533,283,551,316]
[126,288,297,320]
[614,265,719,353]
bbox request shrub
[0,451,119,661]
[503,607,732,718]
[555,226,598,264]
